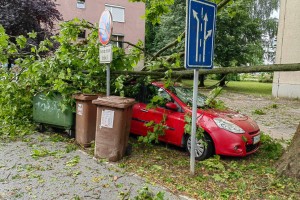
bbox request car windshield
[172,86,207,107]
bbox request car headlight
[213,118,245,134]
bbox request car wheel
[186,133,214,161]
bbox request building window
[105,5,125,23]
[77,0,85,9]
[111,35,124,48]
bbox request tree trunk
[219,74,226,87]
[199,75,205,87]
[113,63,300,79]
[276,122,300,180]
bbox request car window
[142,85,172,105]
[157,88,172,102]
[172,86,206,107]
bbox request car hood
[199,109,260,132]
[199,109,247,120]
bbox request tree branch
[112,40,146,52]
[217,0,232,11]
[150,31,185,61]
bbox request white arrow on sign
[193,10,200,62]
[203,13,212,62]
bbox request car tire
[185,133,214,161]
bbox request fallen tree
[114,62,300,180]
[113,63,300,78]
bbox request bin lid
[73,94,104,101]
[92,96,135,109]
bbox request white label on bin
[100,110,114,128]
[77,104,83,116]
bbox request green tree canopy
[144,0,278,68]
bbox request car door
[131,84,185,146]
[131,84,162,136]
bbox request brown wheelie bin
[92,96,135,162]
[74,94,102,147]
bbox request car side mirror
[166,102,178,111]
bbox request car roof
[151,82,164,88]
[151,82,182,88]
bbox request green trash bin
[33,93,75,136]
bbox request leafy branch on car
[138,115,167,144]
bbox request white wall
[272,0,300,98]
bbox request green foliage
[252,109,266,115]
[258,72,273,83]
[134,186,165,200]
[0,19,143,140]
[118,76,151,99]
[205,87,226,110]
[66,155,80,167]
[115,75,126,97]
[138,115,167,144]
[123,133,299,199]
[130,0,174,25]
[146,95,166,109]
[184,114,205,141]
[200,155,225,171]
[143,0,275,72]
[31,147,59,159]
[215,0,264,67]
[211,73,241,81]
[182,79,272,96]
[259,132,283,160]
[270,104,278,109]
[146,0,185,54]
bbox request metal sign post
[99,10,113,96]
[190,69,199,174]
[106,64,110,96]
[185,0,216,175]
[99,44,112,96]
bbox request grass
[181,79,272,96]
[119,135,299,199]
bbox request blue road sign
[185,0,216,69]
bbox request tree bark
[218,74,226,87]
[199,75,205,87]
[276,123,300,180]
[113,63,300,78]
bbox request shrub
[258,73,273,83]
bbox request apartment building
[272,0,300,98]
[55,0,145,51]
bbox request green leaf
[28,31,37,39]
[16,35,27,48]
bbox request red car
[130,82,260,160]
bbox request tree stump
[276,122,300,180]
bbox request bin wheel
[38,124,45,133]
[125,144,132,156]
[67,129,75,138]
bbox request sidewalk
[0,133,187,200]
